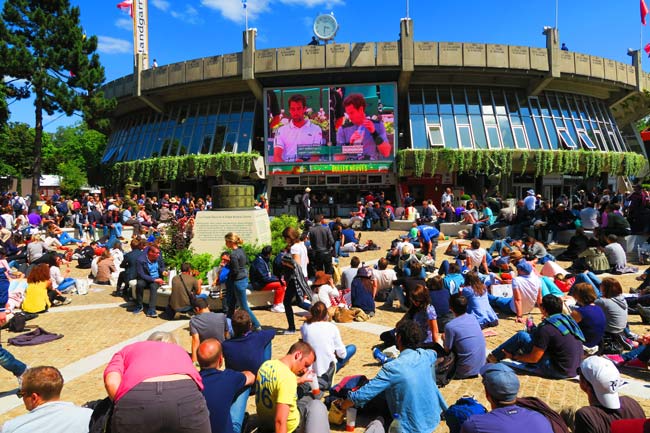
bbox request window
[428,125,444,147]
[513,125,528,149]
[486,125,501,149]
[457,125,473,148]
[577,129,597,149]
[557,128,577,149]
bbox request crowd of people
[0,184,649,433]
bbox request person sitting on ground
[48,254,76,293]
[441,262,466,294]
[595,277,632,353]
[570,283,606,354]
[427,276,454,332]
[94,249,116,285]
[372,257,397,295]
[606,333,650,370]
[487,294,584,379]
[22,263,69,313]
[198,339,255,433]
[598,204,631,238]
[524,236,554,264]
[222,310,274,376]
[603,234,637,274]
[189,297,228,363]
[310,271,341,309]
[443,293,486,380]
[444,239,471,257]
[350,266,377,316]
[573,356,646,433]
[465,238,490,275]
[255,341,328,433]
[488,260,542,323]
[341,256,361,291]
[461,271,498,329]
[338,319,448,433]
[556,227,589,261]
[460,363,554,433]
[250,245,286,313]
[385,260,427,311]
[301,302,356,385]
[164,262,202,320]
[396,243,425,278]
[2,366,92,433]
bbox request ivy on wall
[396,149,647,178]
[111,153,261,185]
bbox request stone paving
[0,229,648,432]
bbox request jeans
[488,239,511,256]
[136,279,160,314]
[336,345,357,371]
[283,279,312,332]
[622,345,650,363]
[57,277,76,293]
[402,266,426,279]
[232,278,261,329]
[472,221,488,239]
[540,276,563,297]
[0,346,27,377]
[492,331,568,379]
[488,293,514,315]
[383,285,407,310]
[58,232,82,245]
[229,388,250,433]
[569,272,602,298]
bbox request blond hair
[224,232,244,246]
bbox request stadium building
[102,18,649,214]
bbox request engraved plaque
[277,47,300,71]
[223,53,242,76]
[168,62,185,85]
[529,48,549,71]
[574,53,590,75]
[439,42,462,66]
[377,42,399,66]
[186,59,203,81]
[302,45,325,69]
[509,46,530,69]
[141,69,154,90]
[615,61,627,83]
[560,51,575,74]
[255,49,276,73]
[463,43,486,67]
[487,44,508,68]
[204,56,223,79]
[589,56,604,79]
[351,42,375,67]
[326,43,350,68]
[153,66,168,88]
[627,65,637,86]
[414,42,438,66]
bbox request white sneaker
[270,304,285,313]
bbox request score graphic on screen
[265,83,396,166]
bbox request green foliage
[49,123,108,185]
[0,0,113,198]
[111,153,261,186]
[396,149,647,178]
[460,194,471,200]
[0,122,41,177]
[57,160,87,194]
[269,214,300,255]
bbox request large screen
[264,83,396,168]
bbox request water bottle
[388,414,402,433]
[526,315,534,333]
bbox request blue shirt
[462,287,499,328]
[461,405,553,433]
[341,228,358,244]
[417,225,440,243]
[2,401,92,433]
[222,329,275,375]
[200,368,247,433]
[349,348,447,433]
[444,313,486,378]
[443,273,465,294]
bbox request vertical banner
[133,0,149,69]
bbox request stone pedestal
[191,209,272,255]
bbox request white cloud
[170,5,203,24]
[279,0,344,7]
[97,36,132,54]
[151,0,171,11]
[201,0,271,23]
[115,18,133,31]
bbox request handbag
[179,275,197,307]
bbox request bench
[62,226,135,242]
[440,223,472,237]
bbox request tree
[57,159,87,195]
[49,122,107,185]
[0,0,114,199]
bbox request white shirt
[465,248,487,270]
[1,214,14,229]
[290,242,309,277]
[50,265,64,289]
[441,192,453,205]
[274,120,323,162]
[312,284,340,308]
[510,273,541,315]
[2,401,92,433]
[373,268,397,291]
[579,207,599,229]
[300,321,347,376]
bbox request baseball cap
[579,356,627,410]
[480,363,520,402]
[516,261,533,275]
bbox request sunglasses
[16,389,28,398]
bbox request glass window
[480,90,494,115]
[492,91,506,115]
[577,130,597,149]
[409,90,424,115]
[442,116,458,148]
[423,91,438,114]
[452,89,467,114]
[410,114,428,149]
[486,125,500,149]
[523,117,541,150]
[428,125,444,147]
[532,117,549,150]
[513,126,527,149]
[543,118,559,149]
[558,128,577,149]
[224,132,237,152]
[470,115,488,149]
[547,94,561,117]
[498,116,514,149]
[213,125,226,153]
[466,89,481,114]
[455,114,469,124]
[458,125,473,148]
[438,89,453,114]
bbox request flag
[642,0,649,25]
[117,0,133,18]
[242,0,247,9]
[645,43,650,57]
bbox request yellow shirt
[255,359,299,433]
[22,281,50,313]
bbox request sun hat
[480,363,520,402]
[580,356,627,410]
[313,271,332,286]
[305,187,311,192]
[527,189,535,195]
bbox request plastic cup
[310,374,320,396]
[346,407,357,432]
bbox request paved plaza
[0,230,648,432]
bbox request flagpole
[554,0,558,30]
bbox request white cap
[580,356,627,410]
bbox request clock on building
[313,14,338,41]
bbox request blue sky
[4,0,649,131]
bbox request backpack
[85,397,114,433]
[12,199,23,213]
[56,201,69,215]
[329,375,369,398]
[8,313,26,332]
[435,350,457,388]
[444,396,488,433]
[272,251,287,278]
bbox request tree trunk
[32,94,43,202]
